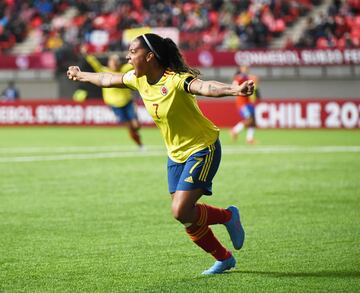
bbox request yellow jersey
[123,70,219,163]
[85,55,133,107]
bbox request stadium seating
[295,0,360,48]
[0,0,329,54]
[1,0,359,54]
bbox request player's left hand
[238,80,254,96]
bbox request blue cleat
[224,206,245,250]
[202,255,236,275]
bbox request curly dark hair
[137,33,200,77]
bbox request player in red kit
[230,65,261,144]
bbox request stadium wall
[1,69,358,100]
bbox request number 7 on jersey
[153,103,160,119]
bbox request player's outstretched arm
[189,79,254,98]
[66,66,126,88]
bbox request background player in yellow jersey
[74,52,143,148]
[67,33,254,275]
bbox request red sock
[186,225,231,261]
[195,203,231,226]
[129,128,142,146]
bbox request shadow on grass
[145,270,360,292]
[235,270,360,279]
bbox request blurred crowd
[0,0,359,56]
[0,0,316,53]
[293,0,360,49]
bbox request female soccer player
[67,33,253,275]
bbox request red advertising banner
[0,100,153,126]
[199,99,360,129]
[0,52,56,69]
[0,48,359,69]
[254,100,360,129]
[183,48,360,67]
[0,99,359,128]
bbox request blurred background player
[1,80,20,102]
[230,64,261,144]
[73,51,143,149]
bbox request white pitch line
[0,150,166,163]
[0,145,163,154]
[0,146,359,163]
[223,146,360,154]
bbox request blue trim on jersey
[111,101,137,122]
[167,139,221,195]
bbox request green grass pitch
[0,127,359,292]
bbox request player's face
[126,39,150,77]
[240,65,248,73]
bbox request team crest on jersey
[160,86,168,96]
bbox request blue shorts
[167,139,221,195]
[111,101,137,123]
[239,104,255,119]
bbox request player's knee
[171,202,189,223]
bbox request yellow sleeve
[173,73,194,92]
[85,55,105,72]
[122,70,138,90]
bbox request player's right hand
[67,66,81,81]
[238,80,254,96]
